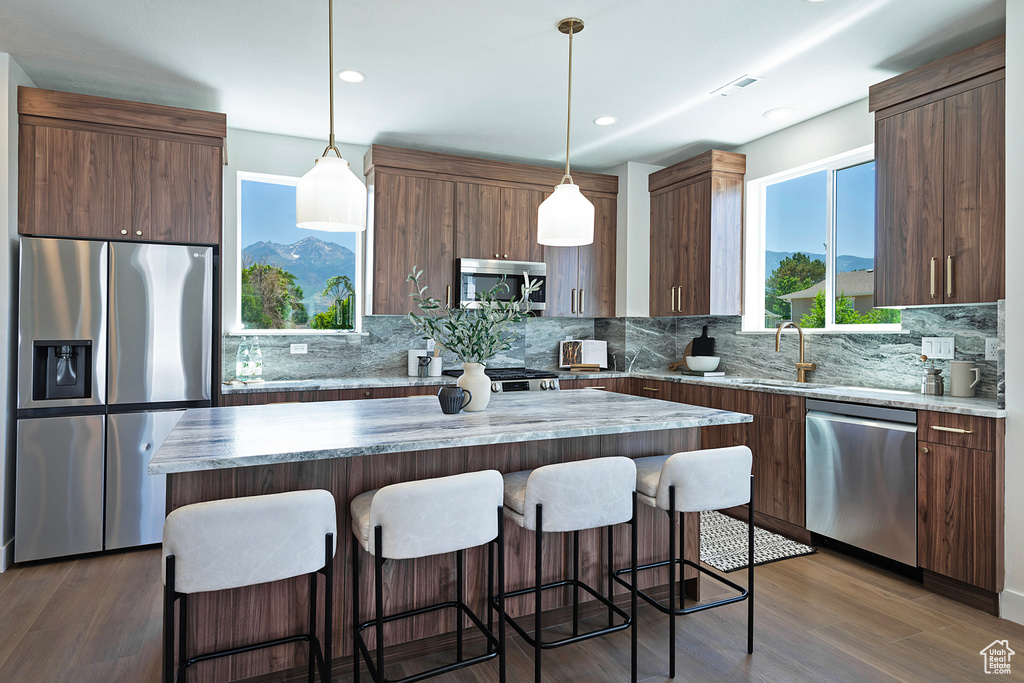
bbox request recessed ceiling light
[593,116,617,126]
[337,70,365,83]
[762,107,794,121]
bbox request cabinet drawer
[918,411,996,451]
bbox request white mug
[949,360,981,398]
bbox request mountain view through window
[239,177,358,329]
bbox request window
[237,172,362,331]
[744,146,900,331]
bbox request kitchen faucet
[775,321,817,383]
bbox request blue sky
[764,160,875,259]
[240,178,356,253]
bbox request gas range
[441,367,560,393]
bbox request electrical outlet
[986,337,999,361]
[922,337,955,359]
[290,343,308,355]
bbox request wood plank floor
[2,546,1023,682]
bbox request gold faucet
[775,322,817,383]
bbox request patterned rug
[700,510,816,572]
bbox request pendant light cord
[562,25,574,185]
[323,0,342,159]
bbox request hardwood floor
[2,546,1023,682]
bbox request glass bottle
[235,336,252,380]
[250,337,263,379]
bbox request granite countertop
[222,370,1005,418]
[149,391,752,474]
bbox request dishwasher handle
[806,410,918,435]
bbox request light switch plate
[922,337,955,360]
[986,338,999,361]
[290,343,308,355]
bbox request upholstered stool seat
[497,457,639,683]
[614,446,755,678]
[350,470,506,683]
[162,489,337,683]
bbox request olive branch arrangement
[406,268,540,365]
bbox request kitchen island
[151,390,752,683]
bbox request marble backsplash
[224,304,1002,401]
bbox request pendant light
[296,0,367,232]
[537,18,595,247]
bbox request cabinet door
[500,187,545,262]
[577,195,617,317]
[544,245,579,316]
[19,124,133,239]
[756,417,805,526]
[455,182,502,259]
[675,179,712,316]
[372,173,455,315]
[918,441,1000,591]
[649,189,679,316]
[189,143,223,244]
[874,102,945,306]
[943,81,1005,304]
[133,137,192,242]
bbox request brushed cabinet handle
[921,446,929,454]
[642,386,660,392]
[930,425,973,434]
[445,285,451,309]
[580,289,585,315]
[671,286,677,313]
[585,386,606,390]
[121,229,128,235]
[571,288,577,314]
[364,390,371,397]
[503,253,508,259]
[136,230,143,236]
[946,255,954,298]
[930,257,937,299]
[494,253,500,259]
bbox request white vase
[457,362,491,412]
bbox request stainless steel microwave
[457,258,546,311]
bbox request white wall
[222,128,367,331]
[1,54,35,572]
[1001,0,1024,625]
[728,98,874,181]
[610,161,662,317]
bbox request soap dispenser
[920,354,944,396]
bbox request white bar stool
[498,457,639,683]
[614,445,754,678]
[162,489,337,683]
[350,470,506,683]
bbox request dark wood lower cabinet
[219,384,446,407]
[558,377,630,393]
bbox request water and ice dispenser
[32,341,93,400]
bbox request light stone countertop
[149,390,752,474]
[220,370,1005,418]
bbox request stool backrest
[657,446,752,513]
[163,489,337,594]
[369,470,503,560]
[523,457,636,532]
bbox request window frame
[233,170,365,334]
[742,144,901,333]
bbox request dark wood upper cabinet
[17,87,226,245]
[648,150,744,317]
[366,145,617,317]
[870,36,1005,306]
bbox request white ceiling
[0,0,1005,171]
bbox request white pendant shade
[537,182,595,246]
[296,156,367,232]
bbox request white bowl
[685,356,720,372]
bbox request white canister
[408,349,428,376]
[949,360,981,397]
[428,356,443,377]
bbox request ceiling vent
[711,74,764,97]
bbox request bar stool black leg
[631,492,639,683]
[324,534,333,683]
[668,486,676,679]
[374,526,385,682]
[352,540,360,683]
[748,474,755,655]
[164,556,176,683]
[179,592,188,683]
[456,548,465,663]
[497,505,507,683]
[679,502,686,607]
[308,571,317,683]
[534,504,543,683]
[572,530,580,637]
[487,537,495,654]
[607,525,615,627]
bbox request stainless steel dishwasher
[805,399,918,566]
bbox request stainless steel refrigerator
[16,237,213,562]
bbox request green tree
[240,257,305,328]
[308,275,355,330]
[800,290,902,327]
[765,253,826,320]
